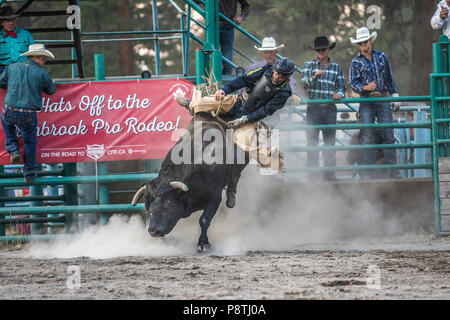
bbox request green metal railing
[429,35,450,236]
[284,99,433,172]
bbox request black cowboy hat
[0,6,19,20]
[310,36,336,51]
[274,58,295,77]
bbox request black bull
[131,113,248,252]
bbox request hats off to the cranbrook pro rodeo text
[254,37,285,51]
[350,27,377,44]
[20,44,55,59]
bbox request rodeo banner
[0,78,194,164]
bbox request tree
[116,0,135,76]
[410,0,435,95]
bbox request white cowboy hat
[255,37,285,51]
[350,27,377,44]
[20,44,55,59]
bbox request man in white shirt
[431,0,450,37]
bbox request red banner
[0,78,194,164]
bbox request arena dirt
[0,237,449,300]
[0,171,449,300]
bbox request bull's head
[131,181,189,237]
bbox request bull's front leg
[198,196,221,252]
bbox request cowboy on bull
[176,57,295,207]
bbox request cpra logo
[86,144,105,160]
[169,83,190,101]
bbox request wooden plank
[438,157,450,173]
[439,182,450,198]
[440,199,450,210]
[438,173,450,182]
[441,215,450,232]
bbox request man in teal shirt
[0,44,56,183]
[0,6,34,72]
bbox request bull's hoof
[197,243,211,253]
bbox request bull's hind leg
[226,162,248,208]
[198,196,221,252]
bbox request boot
[24,173,37,184]
[10,151,20,164]
[226,191,236,208]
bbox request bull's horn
[131,186,147,206]
[170,181,189,192]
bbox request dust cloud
[26,112,435,259]
[27,215,197,259]
[27,165,435,259]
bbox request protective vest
[242,68,286,113]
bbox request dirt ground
[0,241,449,300]
[0,174,449,300]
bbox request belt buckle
[370,91,381,98]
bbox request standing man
[247,36,301,104]
[219,0,250,75]
[349,27,401,179]
[0,6,35,73]
[301,36,346,181]
[0,44,56,184]
[431,0,450,38]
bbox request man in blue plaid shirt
[349,27,401,179]
[301,36,346,181]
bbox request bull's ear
[170,181,189,192]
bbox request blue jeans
[306,104,337,168]
[359,102,396,178]
[225,100,247,120]
[220,24,235,75]
[1,106,38,178]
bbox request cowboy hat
[254,37,285,51]
[310,36,336,50]
[0,6,19,20]
[350,27,377,44]
[20,44,55,59]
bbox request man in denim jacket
[0,44,56,183]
